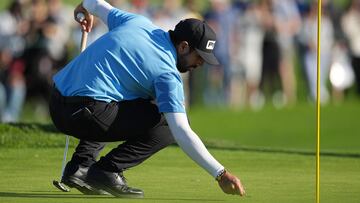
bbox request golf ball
[76,13,85,22]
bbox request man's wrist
[215,168,226,181]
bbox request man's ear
[177,41,190,54]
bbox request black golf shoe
[61,162,109,195]
[86,165,144,198]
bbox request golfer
[49,0,245,198]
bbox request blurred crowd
[0,0,359,122]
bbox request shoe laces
[116,172,128,185]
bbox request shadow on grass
[168,144,360,159]
[2,122,360,159]
[7,123,59,133]
[0,192,225,201]
[205,145,360,159]
[0,192,113,199]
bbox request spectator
[46,0,74,69]
[0,48,9,121]
[23,0,53,102]
[272,0,301,106]
[329,42,355,102]
[341,0,360,97]
[203,0,238,106]
[234,1,265,110]
[0,0,27,122]
[258,0,281,107]
[299,1,334,104]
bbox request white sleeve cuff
[83,0,113,24]
[164,112,224,178]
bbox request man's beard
[176,53,194,73]
[177,63,195,73]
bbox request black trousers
[49,87,175,172]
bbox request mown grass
[190,101,360,155]
[0,147,359,203]
[2,102,360,155]
[0,101,359,202]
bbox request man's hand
[217,170,246,196]
[74,3,93,32]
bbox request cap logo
[206,40,216,50]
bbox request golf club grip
[80,30,88,52]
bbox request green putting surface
[0,147,359,203]
[2,102,360,155]
[189,102,360,155]
[0,102,359,202]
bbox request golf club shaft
[80,30,88,52]
[59,29,88,179]
[60,135,70,179]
